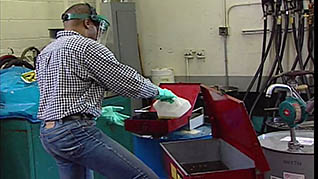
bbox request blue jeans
[40,119,159,179]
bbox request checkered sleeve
[83,41,159,99]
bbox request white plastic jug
[153,97,191,119]
[151,68,175,86]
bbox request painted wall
[0,0,313,89]
[133,0,312,77]
[0,0,95,55]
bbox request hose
[2,58,34,70]
[304,25,314,68]
[255,16,268,92]
[0,47,40,70]
[303,2,314,68]
[290,0,311,99]
[243,3,276,101]
[269,0,291,117]
[247,0,313,117]
[248,0,285,118]
[273,0,289,83]
[256,3,270,92]
[0,55,18,69]
[291,0,305,71]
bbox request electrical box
[100,2,141,73]
[219,26,229,36]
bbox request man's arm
[84,41,158,99]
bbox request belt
[43,113,94,129]
[62,113,94,122]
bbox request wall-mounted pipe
[222,1,262,87]
[223,36,229,87]
[221,0,229,87]
[226,2,262,27]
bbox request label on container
[270,176,282,179]
[280,136,314,145]
[283,172,305,179]
[170,163,177,179]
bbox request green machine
[265,84,310,151]
[278,97,308,128]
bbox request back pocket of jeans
[45,129,71,143]
[48,129,84,157]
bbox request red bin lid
[124,83,201,137]
[201,85,270,173]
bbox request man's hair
[63,3,93,15]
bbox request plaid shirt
[36,31,158,121]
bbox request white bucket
[151,68,175,85]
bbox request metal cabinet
[100,2,141,73]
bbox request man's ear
[83,19,90,29]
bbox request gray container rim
[258,130,314,154]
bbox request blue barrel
[133,124,212,179]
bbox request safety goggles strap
[62,13,91,21]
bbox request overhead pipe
[226,2,262,27]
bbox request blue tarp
[0,66,41,123]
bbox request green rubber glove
[155,87,177,103]
[101,106,130,126]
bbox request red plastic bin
[124,83,201,137]
[160,85,270,179]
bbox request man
[36,3,176,179]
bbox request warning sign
[283,172,305,179]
